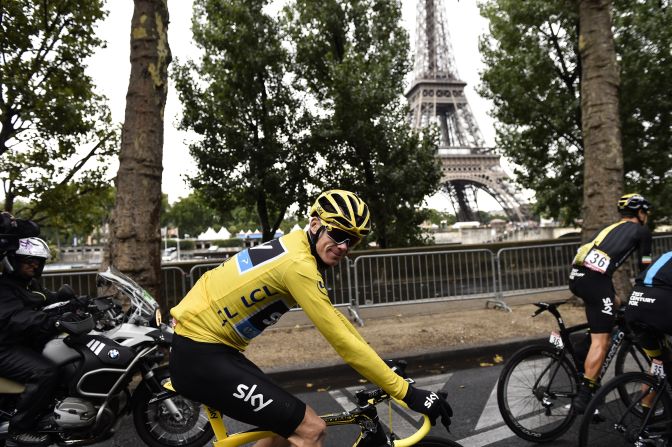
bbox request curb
[269,335,549,393]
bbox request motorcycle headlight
[154,308,162,327]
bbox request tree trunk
[107,0,171,307]
[578,0,629,301]
[578,0,622,238]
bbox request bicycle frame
[533,302,588,367]
[614,374,671,444]
[534,301,634,382]
[163,381,432,447]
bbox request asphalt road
[94,362,596,447]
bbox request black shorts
[626,286,672,357]
[569,267,616,333]
[169,333,306,439]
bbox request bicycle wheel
[578,372,672,447]
[615,338,650,375]
[497,344,578,442]
[414,436,464,446]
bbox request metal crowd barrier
[653,235,672,254]
[161,266,188,309]
[42,269,98,296]
[41,235,672,318]
[352,249,496,307]
[496,242,581,296]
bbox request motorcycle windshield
[97,267,159,325]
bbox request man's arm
[284,264,409,400]
[0,291,56,339]
[333,308,367,344]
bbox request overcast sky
[86,0,495,208]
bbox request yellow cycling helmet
[617,193,650,216]
[309,189,371,238]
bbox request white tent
[197,227,218,240]
[215,227,231,239]
[291,224,302,232]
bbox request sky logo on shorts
[601,297,614,316]
[233,383,274,412]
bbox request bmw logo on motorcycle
[108,349,120,359]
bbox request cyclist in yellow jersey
[169,190,452,447]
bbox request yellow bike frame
[163,380,431,447]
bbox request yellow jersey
[170,229,409,400]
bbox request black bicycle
[497,300,650,442]
[578,370,672,446]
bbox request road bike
[497,300,649,442]
[578,370,672,446]
[162,364,463,447]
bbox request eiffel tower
[406,0,526,222]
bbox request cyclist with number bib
[625,252,672,381]
[169,190,452,447]
[569,193,652,413]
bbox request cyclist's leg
[255,405,326,446]
[575,272,615,380]
[570,269,616,412]
[284,406,327,447]
[583,333,611,380]
[170,334,308,441]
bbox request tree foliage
[285,0,442,248]
[161,194,309,241]
[479,0,672,224]
[616,0,672,223]
[173,0,314,243]
[0,1,118,224]
[161,193,220,238]
[23,186,116,247]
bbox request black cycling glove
[402,386,453,431]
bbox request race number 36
[584,248,611,274]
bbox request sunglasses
[323,224,361,248]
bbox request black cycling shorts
[169,333,306,439]
[569,266,616,333]
[626,285,672,351]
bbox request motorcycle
[0,267,214,447]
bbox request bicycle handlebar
[389,398,431,446]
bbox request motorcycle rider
[0,237,75,447]
[170,190,453,446]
